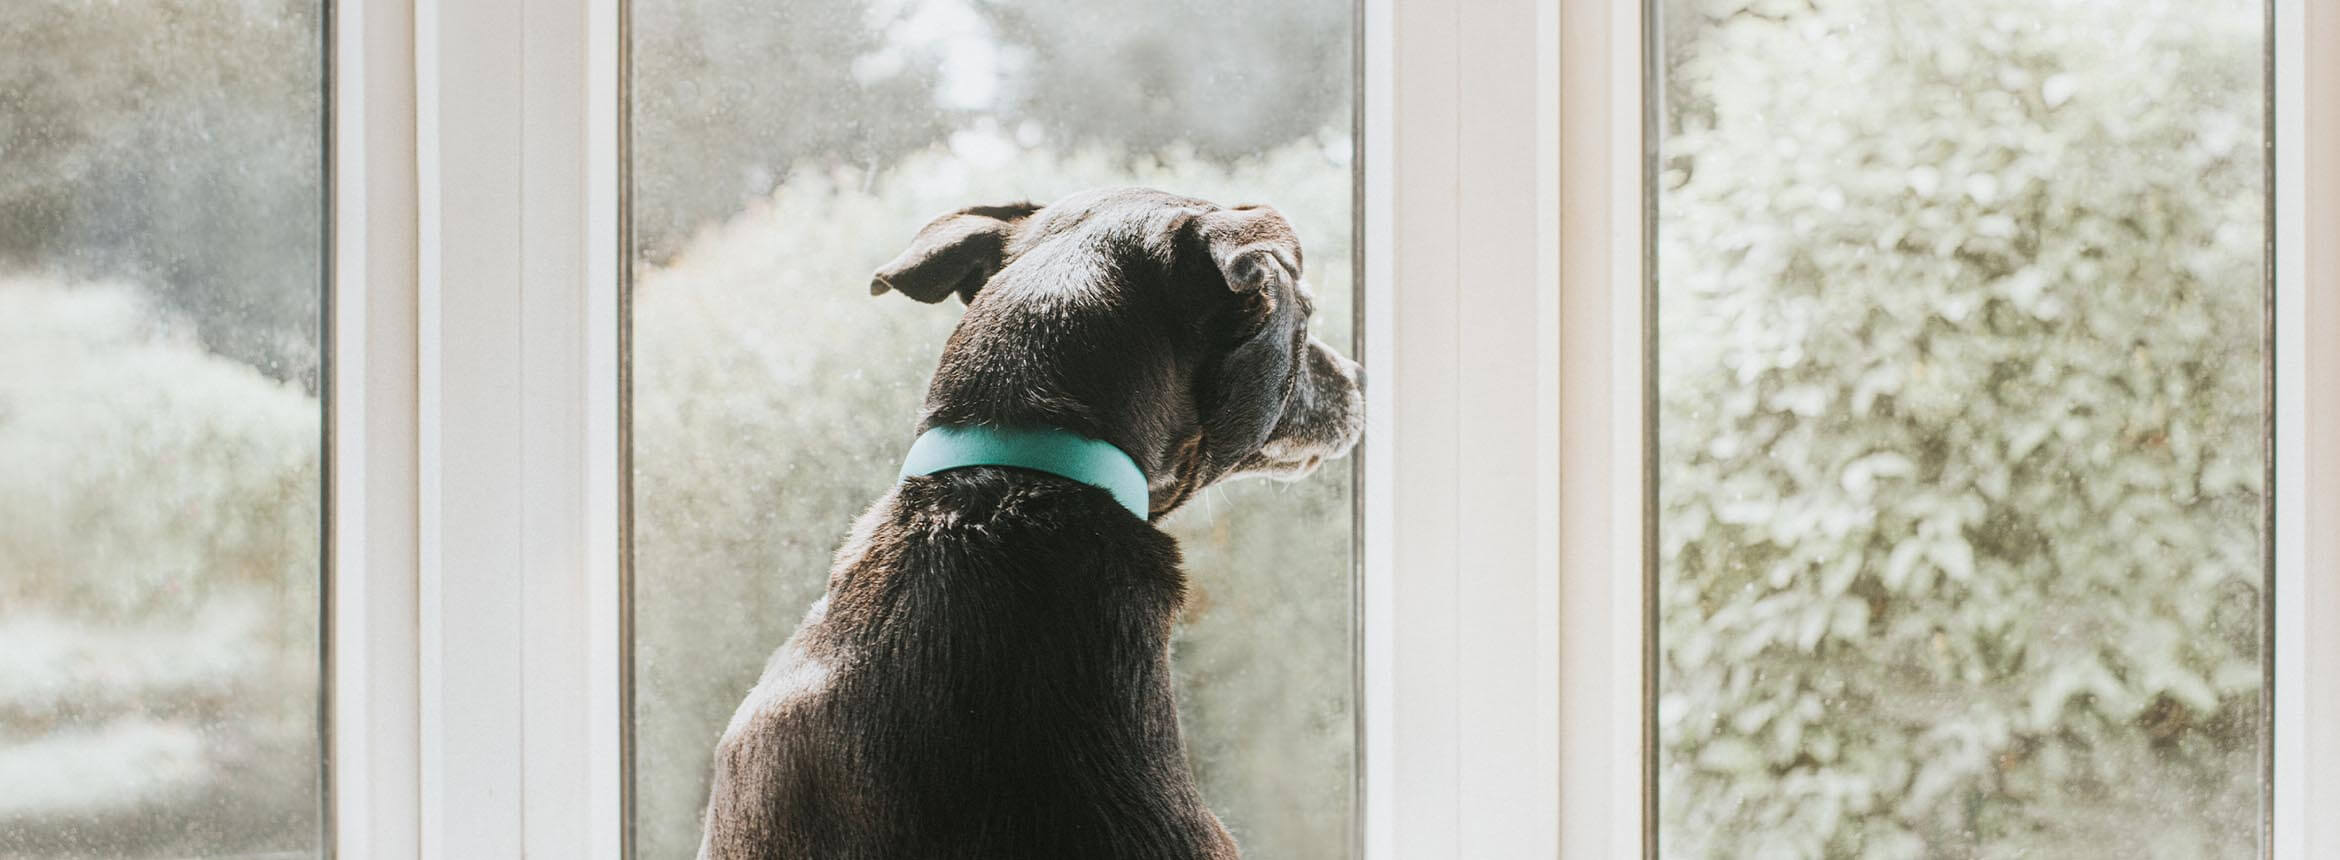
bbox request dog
[696,188,1364,860]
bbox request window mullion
[415,0,529,853]
[2272,0,2340,855]
[1553,0,1649,858]
[330,0,423,856]
[513,0,625,856]
[1367,0,1566,856]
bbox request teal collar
[899,424,1152,520]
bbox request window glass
[626,1,1358,857]
[0,1,327,857]
[1652,1,2269,856]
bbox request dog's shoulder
[703,470,1224,860]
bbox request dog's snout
[1326,346,1361,388]
[1254,336,1366,483]
[1305,337,1362,390]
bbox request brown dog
[696,188,1363,860]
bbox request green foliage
[1656,1,2266,857]
[630,138,1357,859]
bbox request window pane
[625,2,1357,858]
[1652,1,2268,857]
[0,1,327,857]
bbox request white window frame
[323,0,2340,856]
[2268,0,2340,853]
[329,0,420,853]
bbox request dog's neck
[917,282,1200,511]
[899,424,1152,519]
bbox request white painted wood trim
[2272,0,2340,855]
[329,0,422,855]
[1554,0,1648,856]
[412,0,625,853]
[515,0,625,855]
[1357,0,1396,853]
[416,0,528,852]
[585,0,628,853]
[1364,0,1565,855]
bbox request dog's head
[873,187,1363,518]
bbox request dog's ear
[1194,205,1302,296]
[870,202,1040,304]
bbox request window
[6,1,2334,857]
[1651,0,2270,856]
[623,1,1359,856]
[0,0,327,857]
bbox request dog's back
[697,469,1239,860]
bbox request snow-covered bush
[0,280,321,857]
[1656,1,2266,856]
